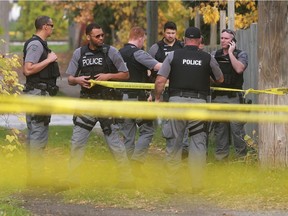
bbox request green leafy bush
[0,42,25,157]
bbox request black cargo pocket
[162,120,174,139]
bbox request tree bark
[210,23,217,46]
[68,21,82,50]
[0,1,11,54]
[258,1,288,167]
[146,1,158,50]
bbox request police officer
[23,15,60,186]
[211,29,248,161]
[182,34,206,159]
[148,21,183,83]
[155,27,223,193]
[66,23,134,188]
[119,27,161,175]
[148,21,193,159]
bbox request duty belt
[24,82,59,96]
[123,90,148,101]
[169,91,207,100]
[213,91,237,98]
[24,82,48,91]
[126,92,139,99]
[80,92,102,99]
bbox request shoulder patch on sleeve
[31,44,38,51]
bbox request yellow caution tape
[211,87,288,96]
[89,80,155,90]
[90,80,288,96]
[2,94,288,123]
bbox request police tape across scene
[1,94,288,123]
[89,80,288,96]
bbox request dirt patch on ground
[12,189,288,216]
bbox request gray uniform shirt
[158,51,223,81]
[148,43,159,58]
[133,49,158,70]
[66,45,128,76]
[24,40,44,64]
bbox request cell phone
[228,37,237,47]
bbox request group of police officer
[23,16,248,192]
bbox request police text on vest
[82,58,103,66]
[183,59,202,65]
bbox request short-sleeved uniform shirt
[66,45,128,76]
[24,40,44,64]
[132,49,158,70]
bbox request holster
[24,82,59,96]
[31,115,51,126]
[99,118,113,136]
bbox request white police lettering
[165,51,173,56]
[82,57,103,66]
[183,59,202,65]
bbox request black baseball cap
[185,27,201,39]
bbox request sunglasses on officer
[46,24,54,28]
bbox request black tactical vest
[155,39,184,62]
[119,43,149,83]
[214,49,243,89]
[23,35,60,86]
[77,44,118,94]
[168,46,212,93]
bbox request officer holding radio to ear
[211,29,249,161]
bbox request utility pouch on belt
[31,115,51,126]
[239,93,252,104]
[47,85,59,96]
[137,90,149,101]
[101,89,123,100]
[99,118,113,136]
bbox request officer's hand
[94,73,111,81]
[155,98,161,103]
[47,52,57,63]
[147,94,153,102]
[78,76,91,88]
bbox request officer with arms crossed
[66,23,134,188]
[23,15,60,186]
[148,21,183,83]
[211,29,248,161]
[119,27,161,175]
[155,27,223,193]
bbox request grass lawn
[1,125,288,214]
[9,44,69,54]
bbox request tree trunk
[258,1,288,167]
[146,0,158,50]
[194,11,201,29]
[0,1,11,54]
[210,23,217,46]
[68,20,82,50]
[227,0,235,30]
